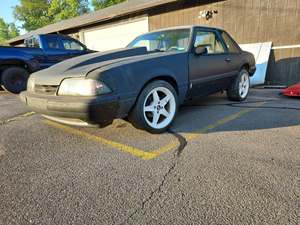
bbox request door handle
[225,58,232,62]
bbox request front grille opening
[34,85,58,95]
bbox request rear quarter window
[221,32,240,54]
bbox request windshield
[128,29,191,52]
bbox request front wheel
[227,69,250,101]
[1,67,29,94]
[129,80,178,134]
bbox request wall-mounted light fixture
[199,10,218,20]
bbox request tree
[0,18,10,44]
[13,0,90,32]
[8,23,20,38]
[0,18,20,45]
[92,0,126,10]
[48,0,89,22]
[14,0,52,32]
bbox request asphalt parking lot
[0,88,299,225]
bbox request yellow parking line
[150,141,179,156]
[43,102,264,160]
[0,112,35,125]
[43,120,158,160]
[184,102,265,141]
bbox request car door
[43,35,72,66]
[188,28,236,97]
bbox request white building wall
[81,17,149,52]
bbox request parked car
[282,83,300,97]
[20,26,256,133]
[0,34,92,93]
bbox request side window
[45,36,60,49]
[25,37,40,48]
[194,31,225,54]
[32,37,40,48]
[221,32,240,53]
[62,38,84,51]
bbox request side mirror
[195,46,208,55]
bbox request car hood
[31,47,149,85]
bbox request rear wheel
[1,67,29,94]
[227,69,250,101]
[129,80,178,134]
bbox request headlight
[58,78,112,96]
[27,76,35,93]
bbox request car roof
[26,33,70,40]
[129,25,225,44]
[149,25,224,33]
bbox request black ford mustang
[20,26,256,133]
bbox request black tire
[128,80,178,134]
[227,69,250,101]
[1,67,29,94]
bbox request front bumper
[20,91,119,127]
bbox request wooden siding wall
[149,0,300,85]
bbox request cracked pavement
[0,89,299,225]
[122,131,187,225]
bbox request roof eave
[8,0,181,44]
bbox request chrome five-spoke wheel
[227,69,250,101]
[129,80,178,133]
[143,87,176,130]
[239,72,250,99]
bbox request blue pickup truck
[0,34,92,93]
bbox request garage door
[82,17,149,51]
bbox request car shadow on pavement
[171,89,300,135]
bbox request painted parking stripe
[0,91,9,95]
[44,102,264,160]
[43,120,159,160]
[0,112,35,125]
[184,102,265,141]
